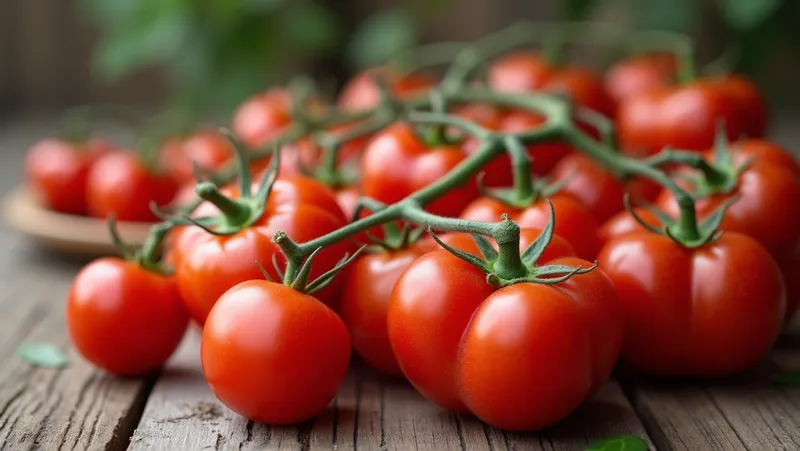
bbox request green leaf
[720,0,783,31]
[632,0,698,33]
[562,0,598,21]
[347,9,418,69]
[280,2,342,53]
[16,343,68,369]
[586,435,649,451]
[772,371,800,386]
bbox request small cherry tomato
[202,280,350,424]
[160,130,233,184]
[460,193,601,260]
[488,51,614,117]
[388,249,621,430]
[25,138,112,215]
[338,67,436,112]
[598,231,784,377]
[86,150,178,222]
[232,88,293,149]
[715,74,768,139]
[66,258,189,375]
[604,52,677,105]
[361,123,479,217]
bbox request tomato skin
[499,111,575,177]
[460,193,601,260]
[617,81,746,158]
[232,88,294,149]
[66,258,188,376]
[202,280,350,424]
[161,130,233,184]
[361,123,479,217]
[25,138,112,215]
[86,150,178,222]
[175,177,351,324]
[598,232,784,377]
[338,68,436,112]
[488,51,614,117]
[604,53,677,105]
[656,141,800,266]
[716,75,767,138]
[388,250,620,430]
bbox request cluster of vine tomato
[24,27,800,433]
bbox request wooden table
[2,113,800,451]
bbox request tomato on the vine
[460,193,600,260]
[598,231,784,376]
[361,123,479,217]
[175,176,351,324]
[202,280,350,424]
[604,52,677,105]
[338,67,436,112]
[160,130,233,184]
[25,137,112,215]
[86,150,178,222]
[388,248,621,430]
[67,258,188,375]
[488,51,614,117]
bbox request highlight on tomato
[338,67,436,112]
[388,208,622,431]
[160,128,234,184]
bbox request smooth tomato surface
[338,67,436,112]
[25,138,112,215]
[231,87,326,149]
[86,150,178,222]
[604,52,677,105]
[66,258,188,375]
[598,232,784,376]
[202,281,350,424]
[160,130,233,184]
[361,123,478,217]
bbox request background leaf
[719,0,783,31]
[279,2,342,54]
[347,9,418,69]
[586,435,649,451]
[16,343,68,368]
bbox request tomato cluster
[51,31,799,435]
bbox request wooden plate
[1,186,154,256]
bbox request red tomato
[604,52,677,105]
[232,88,326,149]
[202,280,350,424]
[460,193,601,260]
[334,185,360,222]
[715,75,768,139]
[160,130,233,184]
[499,111,576,177]
[488,51,614,117]
[25,138,112,215]
[86,150,178,222]
[656,140,800,266]
[338,67,436,112]
[551,153,661,223]
[598,232,784,376]
[175,176,350,324]
[66,258,188,375]
[361,123,479,217]
[388,250,621,430]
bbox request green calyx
[351,197,425,252]
[625,193,738,248]
[429,202,596,288]
[108,217,173,275]
[686,126,748,198]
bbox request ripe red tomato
[361,123,479,217]
[598,231,784,376]
[202,280,350,424]
[232,88,293,149]
[488,51,614,117]
[656,140,800,266]
[338,67,436,112]
[86,150,178,222]
[175,176,350,324]
[66,258,188,375]
[604,52,677,105]
[715,75,768,139]
[25,138,112,215]
[551,153,660,223]
[160,130,233,184]
[460,193,600,260]
[388,249,621,430]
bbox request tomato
[232,88,326,149]
[175,176,351,324]
[338,67,436,112]
[460,193,600,260]
[160,130,233,184]
[598,232,784,376]
[716,75,768,139]
[334,185,361,222]
[86,150,179,222]
[25,138,112,215]
[388,250,621,430]
[344,228,576,376]
[202,280,350,424]
[604,52,677,105]
[500,111,577,177]
[66,258,188,375]
[488,51,614,117]
[361,123,479,217]
[551,153,660,223]
[656,140,800,266]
